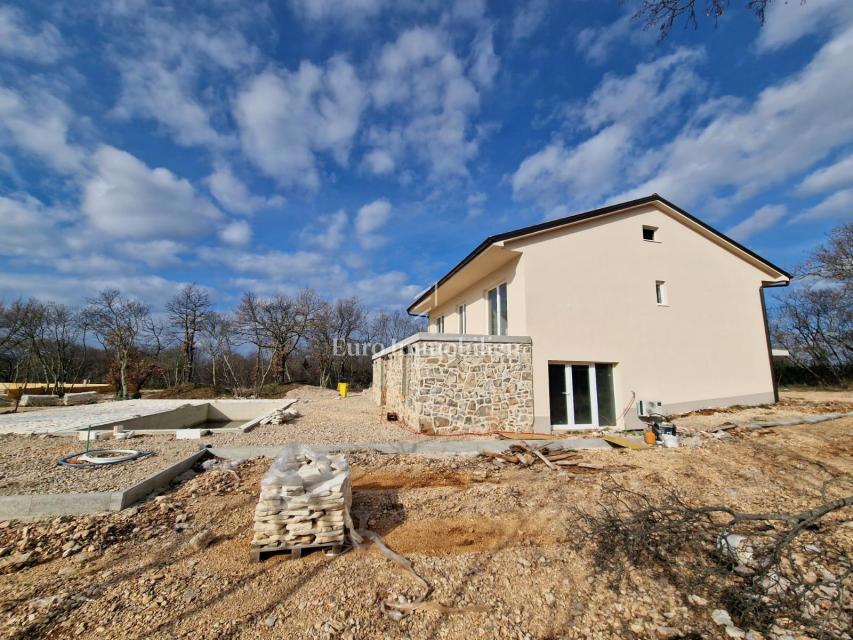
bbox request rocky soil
[0,414,850,640]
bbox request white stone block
[20,394,61,407]
[77,430,110,441]
[63,391,99,406]
[176,428,211,439]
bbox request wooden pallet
[249,542,343,562]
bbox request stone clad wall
[372,335,534,434]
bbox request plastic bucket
[337,383,348,398]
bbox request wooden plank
[249,542,341,563]
[603,435,649,450]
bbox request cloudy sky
[1,0,851,310]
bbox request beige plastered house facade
[372,195,790,434]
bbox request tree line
[0,287,424,402]
[0,221,849,402]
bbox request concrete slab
[0,449,209,519]
[206,437,611,460]
[0,398,296,435]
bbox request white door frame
[551,362,599,429]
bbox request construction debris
[603,435,650,450]
[63,391,99,406]
[481,443,589,468]
[258,407,301,426]
[251,444,353,553]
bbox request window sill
[643,239,662,243]
[656,303,670,307]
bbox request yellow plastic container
[337,383,348,398]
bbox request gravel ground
[0,417,850,640]
[0,434,201,495]
[671,389,853,431]
[1,387,849,496]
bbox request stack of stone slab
[251,445,351,550]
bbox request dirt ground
[1,413,850,640]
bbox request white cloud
[235,56,366,189]
[796,154,853,196]
[757,0,853,52]
[467,191,486,216]
[0,86,85,174]
[114,59,227,148]
[111,12,258,149]
[576,14,632,65]
[726,204,787,241]
[219,220,252,247]
[512,0,548,41]
[0,272,187,307]
[512,49,704,210]
[305,210,349,252]
[116,240,186,268]
[612,26,853,210]
[791,188,853,223]
[368,27,484,182]
[82,145,222,239]
[362,148,396,175]
[355,199,392,249]
[288,0,387,24]
[0,6,63,64]
[469,26,499,88]
[352,271,422,307]
[206,163,285,214]
[0,193,69,261]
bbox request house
[372,194,790,434]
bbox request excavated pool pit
[78,399,296,436]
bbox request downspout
[760,280,790,403]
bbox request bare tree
[19,301,89,396]
[83,289,152,399]
[235,292,276,396]
[798,221,853,286]
[309,297,366,388]
[165,284,212,385]
[772,222,853,385]
[199,311,239,392]
[634,0,788,39]
[369,309,426,348]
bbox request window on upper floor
[436,315,444,333]
[457,304,466,334]
[643,225,658,241]
[487,283,508,336]
[656,280,667,305]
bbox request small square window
[655,281,667,305]
[643,226,657,241]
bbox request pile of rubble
[252,445,351,549]
[258,407,301,426]
[482,443,605,471]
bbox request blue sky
[1,0,851,311]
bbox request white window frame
[655,280,668,306]
[487,283,508,336]
[435,315,445,333]
[457,304,466,334]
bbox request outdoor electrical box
[637,399,664,419]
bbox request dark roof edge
[407,194,791,313]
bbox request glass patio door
[548,363,615,428]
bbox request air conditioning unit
[637,399,664,419]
